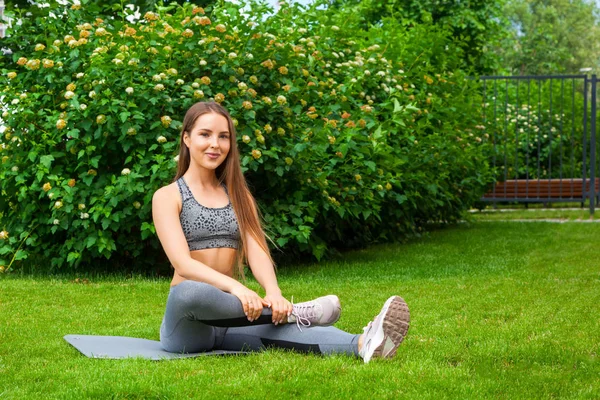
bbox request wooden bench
[482,178,600,202]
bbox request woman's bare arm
[152,185,245,293]
[245,230,281,295]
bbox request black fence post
[590,74,597,215]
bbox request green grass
[1,222,600,399]
[467,208,597,221]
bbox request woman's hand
[263,293,293,325]
[230,285,269,322]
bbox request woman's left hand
[263,293,293,325]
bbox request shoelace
[290,296,316,332]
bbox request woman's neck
[183,165,220,189]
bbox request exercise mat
[64,334,247,360]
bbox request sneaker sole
[370,296,410,359]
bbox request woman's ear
[182,132,190,148]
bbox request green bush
[0,0,492,273]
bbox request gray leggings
[160,280,360,356]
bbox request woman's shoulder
[152,181,182,209]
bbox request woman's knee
[171,280,223,313]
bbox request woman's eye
[200,133,209,137]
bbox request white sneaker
[287,295,341,330]
[358,296,410,363]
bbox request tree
[499,0,600,75]
[326,0,508,74]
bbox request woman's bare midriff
[170,247,238,287]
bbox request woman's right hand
[230,285,269,322]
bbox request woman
[152,101,410,363]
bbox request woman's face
[183,112,231,171]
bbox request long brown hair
[174,101,276,279]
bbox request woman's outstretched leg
[160,280,342,352]
[215,296,410,362]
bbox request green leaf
[365,161,376,171]
[119,111,131,123]
[15,250,28,261]
[67,251,80,263]
[40,155,55,169]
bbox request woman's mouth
[206,153,220,159]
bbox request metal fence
[479,74,599,214]
[0,0,5,39]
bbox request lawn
[1,221,599,399]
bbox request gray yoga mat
[64,334,247,360]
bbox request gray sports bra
[176,177,240,251]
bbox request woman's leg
[215,324,361,357]
[160,280,274,353]
[159,280,359,355]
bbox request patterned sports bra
[176,177,240,251]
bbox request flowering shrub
[0,0,491,272]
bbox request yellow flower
[124,27,136,37]
[277,95,287,105]
[96,115,106,124]
[17,57,28,66]
[242,101,253,110]
[198,16,211,26]
[256,135,265,144]
[242,135,251,143]
[26,59,40,70]
[68,179,76,188]
[35,43,46,51]
[42,59,54,68]
[278,66,288,75]
[355,174,362,182]
[215,24,226,33]
[277,128,285,136]
[201,76,211,85]
[264,124,272,134]
[7,72,17,79]
[250,75,258,84]
[385,183,392,190]
[0,230,8,240]
[54,200,63,209]
[328,135,336,144]
[43,182,52,192]
[144,11,160,21]
[161,115,172,127]
[182,29,194,38]
[214,93,225,103]
[56,119,67,130]
[262,96,272,105]
[252,149,262,159]
[261,59,275,69]
[66,83,76,92]
[194,90,204,99]
[285,157,293,165]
